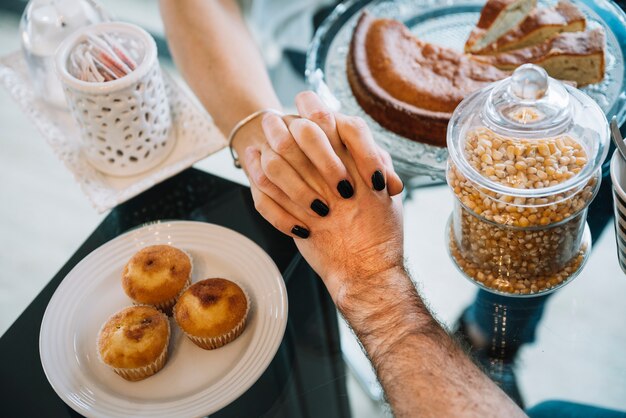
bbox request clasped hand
[242,91,405,305]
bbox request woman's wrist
[231,117,266,163]
[230,104,286,161]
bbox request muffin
[174,278,249,350]
[122,245,192,314]
[97,305,170,381]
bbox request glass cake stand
[306,0,626,180]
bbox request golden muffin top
[174,278,248,338]
[97,305,170,369]
[122,245,192,304]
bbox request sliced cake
[472,28,605,86]
[465,0,537,53]
[471,0,586,55]
[347,12,508,146]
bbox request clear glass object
[19,0,105,108]
[446,64,609,296]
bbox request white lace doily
[0,51,226,213]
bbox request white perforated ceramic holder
[56,22,173,177]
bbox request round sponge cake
[122,245,192,314]
[174,278,249,350]
[97,305,170,381]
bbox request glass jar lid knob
[483,63,571,135]
[510,64,548,100]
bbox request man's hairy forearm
[338,267,526,418]
[159,0,280,142]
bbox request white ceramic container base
[0,51,226,212]
[39,221,288,418]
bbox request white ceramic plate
[39,221,288,418]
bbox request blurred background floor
[1,1,626,416]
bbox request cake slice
[471,0,586,55]
[472,29,605,86]
[347,12,508,146]
[465,0,537,53]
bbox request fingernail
[400,180,405,193]
[311,199,330,217]
[372,170,385,191]
[291,225,310,239]
[337,180,354,199]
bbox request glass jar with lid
[446,64,609,296]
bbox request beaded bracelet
[227,108,284,168]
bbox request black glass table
[0,169,350,418]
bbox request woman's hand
[242,91,403,237]
[242,91,405,305]
[291,91,404,199]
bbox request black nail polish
[291,225,310,239]
[311,199,329,217]
[337,180,354,199]
[372,170,386,191]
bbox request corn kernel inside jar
[447,127,598,295]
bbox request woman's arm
[160,2,403,236]
[159,0,279,153]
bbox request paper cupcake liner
[99,309,171,381]
[184,315,247,350]
[181,280,251,350]
[132,249,194,315]
[113,341,168,381]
